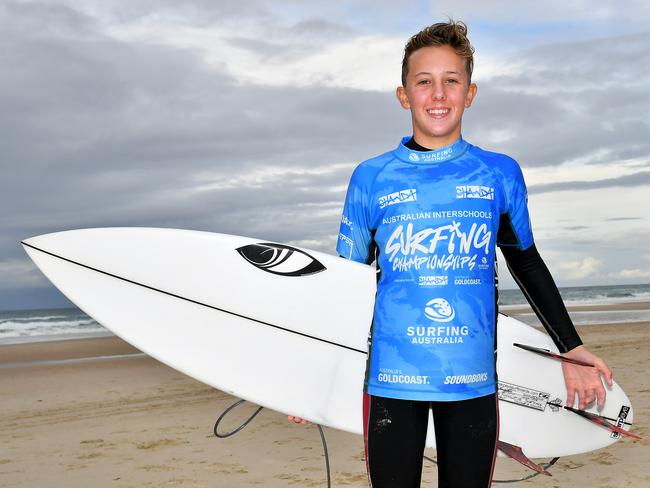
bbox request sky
[1,0,649,310]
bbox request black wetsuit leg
[432,393,499,488]
[364,393,499,488]
[364,394,429,488]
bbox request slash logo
[236,243,326,277]
[612,405,630,439]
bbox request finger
[592,358,613,386]
[601,363,614,387]
[596,387,607,409]
[579,387,590,410]
[566,383,575,408]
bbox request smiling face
[397,45,477,150]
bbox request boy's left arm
[501,244,613,410]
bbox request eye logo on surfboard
[236,243,326,277]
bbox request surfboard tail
[563,406,642,440]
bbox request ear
[396,86,410,110]
[464,83,478,108]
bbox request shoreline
[1,303,648,487]
[501,299,650,314]
[0,335,141,365]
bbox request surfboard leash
[213,399,264,438]
[212,400,332,488]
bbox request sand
[1,304,648,487]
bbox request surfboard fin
[497,441,551,476]
[563,406,642,440]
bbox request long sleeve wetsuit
[337,135,582,488]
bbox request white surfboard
[22,228,636,459]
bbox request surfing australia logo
[407,147,454,162]
[406,298,468,345]
[424,298,455,322]
[236,243,326,277]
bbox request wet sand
[1,305,648,487]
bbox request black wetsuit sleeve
[501,244,583,353]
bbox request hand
[561,345,613,410]
[287,415,309,425]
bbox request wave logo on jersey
[424,298,455,322]
[237,243,326,277]
[378,188,417,209]
[456,185,494,200]
[409,153,420,162]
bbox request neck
[406,136,460,151]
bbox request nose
[432,81,445,100]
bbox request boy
[293,20,612,488]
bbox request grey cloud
[1,3,410,293]
[563,226,590,231]
[604,217,643,222]
[227,17,358,61]
[529,171,650,194]
[64,0,276,25]
[1,1,100,39]
[429,0,650,26]
[465,32,650,167]
[289,18,356,37]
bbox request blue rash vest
[337,137,535,401]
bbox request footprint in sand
[136,438,189,450]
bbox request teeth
[428,109,449,115]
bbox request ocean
[1,283,649,345]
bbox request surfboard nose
[23,228,137,258]
[22,231,73,261]
[22,231,56,249]
[22,229,128,278]
[23,229,92,251]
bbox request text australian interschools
[382,210,492,225]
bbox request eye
[236,243,326,277]
[416,79,430,85]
